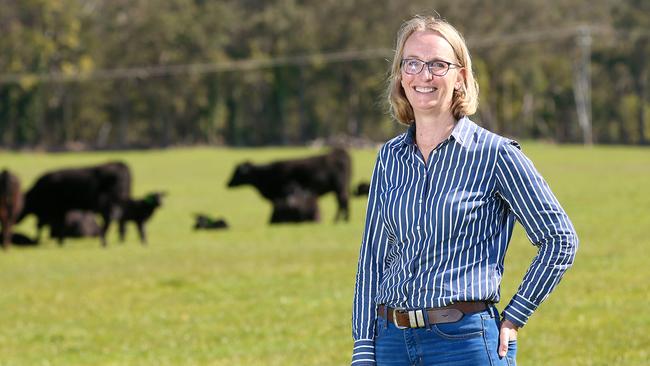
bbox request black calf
[49,210,101,243]
[119,192,165,244]
[194,214,229,230]
[270,185,320,224]
[354,182,370,196]
[11,232,38,246]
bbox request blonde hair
[387,15,479,125]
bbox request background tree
[0,0,647,149]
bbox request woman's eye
[407,60,421,68]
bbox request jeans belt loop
[422,307,432,330]
[487,302,496,318]
[383,304,389,329]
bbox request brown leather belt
[377,302,488,329]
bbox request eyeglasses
[401,58,461,76]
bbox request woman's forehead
[403,30,455,60]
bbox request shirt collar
[450,116,475,147]
[402,116,475,148]
[403,123,417,146]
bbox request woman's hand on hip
[498,318,519,357]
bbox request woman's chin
[412,102,443,115]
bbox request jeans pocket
[506,339,517,366]
[431,312,485,340]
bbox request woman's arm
[495,141,579,328]
[351,150,391,366]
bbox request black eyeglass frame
[400,58,462,76]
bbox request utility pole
[573,26,593,145]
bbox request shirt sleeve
[351,149,391,365]
[495,140,579,328]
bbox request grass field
[1,144,649,366]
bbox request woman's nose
[421,66,434,80]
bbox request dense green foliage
[0,0,648,148]
[0,146,648,365]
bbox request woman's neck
[413,111,457,150]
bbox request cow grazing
[118,192,165,244]
[270,185,320,224]
[18,161,131,246]
[193,214,229,230]
[354,181,370,197]
[227,148,351,222]
[0,169,24,250]
[49,210,101,240]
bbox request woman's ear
[456,67,467,90]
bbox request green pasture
[0,144,648,365]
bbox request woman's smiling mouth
[414,86,437,93]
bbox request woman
[351,15,578,366]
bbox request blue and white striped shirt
[351,117,578,365]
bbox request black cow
[18,161,131,246]
[0,169,24,250]
[227,148,351,222]
[49,210,101,239]
[118,192,165,244]
[270,185,320,224]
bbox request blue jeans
[375,305,517,366]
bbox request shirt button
[416,225,421,231]
[418,199,423,204]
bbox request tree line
[0,0,648,149]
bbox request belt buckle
[392,308,408,329]
[392,308,426,329]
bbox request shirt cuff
[351,339,375,365]
[502,293,538,328]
